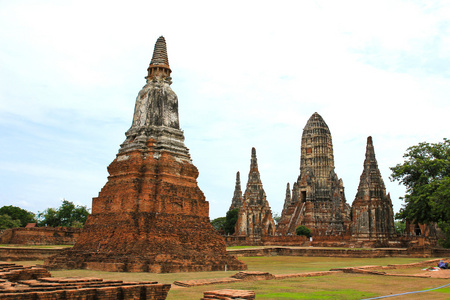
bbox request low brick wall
[262,235,308,246]
[0,227,81,245]
[227,247,414,258]
[0,247,64,261]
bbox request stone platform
[202,289,255,300]
[46,213,246,273]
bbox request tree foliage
[272,212,281,225]
[390,138,450,246]
[211,217,226,232]
[296,225,311,238]
[38,200,90,227]
[394,220,406,234]
[0,205,36,227]
[0,214,21,229]
[224,208,239,235]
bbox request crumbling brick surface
[202,289,256,300]
[231,271,275,281]
[0,227,81,245]
[351,137,395,240]
[0,275,170,300]
[0,262,51,282]
[173,277,240,287]
[0,247,61,261]
[277,113,351,237]
[233,148,276,239]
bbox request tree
[211,217,226,232]
[394,220,406,234]
[38,200,90,227]
[0,206,36,227]
[390,138,450,246]
[0,214,21,229]
[295,225,311,238]
[224,208,239,235]
[272,212,281,225]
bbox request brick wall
[0,227,81,245]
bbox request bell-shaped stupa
[46,36,246,273]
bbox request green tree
[273,212,281,225]
[296,225,311,238]
[38,200,90,227]
[394,220,406,234]
[390,138,450,246]
[224,208,239,235]
[0,214,21,229]
[211,217,226,232]
[0,205,36,227]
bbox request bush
[296,225,311,238]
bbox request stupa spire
[230,171,243,210]
[146,36,171,82]
[352,136,395,239]
[120,36,188,159]
[282,182,292,213]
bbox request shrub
[296,225,311,238]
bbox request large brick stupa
[45,37,247,273]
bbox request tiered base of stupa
[45,139,247,273]
[46,212,246,273]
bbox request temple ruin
[276,112,351,236]
[233,148,276,239]
[352,136,395,240]
[45,36,246,273]
[229,171,244,210]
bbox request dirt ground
[415,268,450,278]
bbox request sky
[0,0,449,220]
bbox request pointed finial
[367,136,373,145]
[250,147,258,168]
[146,36,172,82]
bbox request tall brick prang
[352,136,395,239]
[230,171,243,210]
[45,36,246,273]
[277,112,351,236]
[282,182,292,214]
[234,148,276,237]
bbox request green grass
[258,289,377,299]
[167,273,450,300]
[241,256,426,274]
[435,286,450,294]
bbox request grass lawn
[12,256,449,299]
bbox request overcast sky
[0,1,449,220]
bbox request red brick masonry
[202,289,255,300]
[0,262,170,300]
[46,147,246,273]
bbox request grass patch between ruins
[167,273,450,300]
